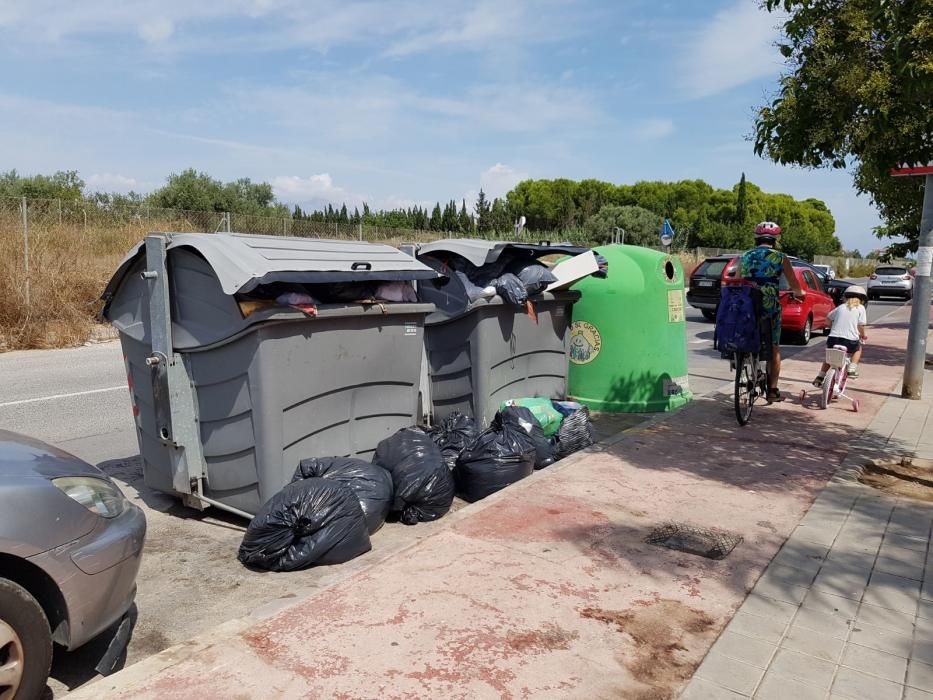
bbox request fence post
[225,212,231,232]
[57,198,62,225]
[83,209,87,233]
[21,197,30,306]
[359,222,362,241]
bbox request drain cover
[645,523,743,560]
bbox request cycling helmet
[754,221,782,237]
[843,285,868,301]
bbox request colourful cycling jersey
[739,246,786,345]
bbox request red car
[714,257,834,344]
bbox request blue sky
[0,0,886,253]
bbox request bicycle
[732,348,769,426]
[800,344,861,412]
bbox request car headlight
[53,477,127,518]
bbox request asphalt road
[0,293,909,695]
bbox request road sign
[659,219,675,247]
[891,162,933,177]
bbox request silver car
[868,265,914,300]
[0,430,145,699]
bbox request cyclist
[733,222,806,402]
[812,285,868,386]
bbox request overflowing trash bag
[507,261,558,295]
[494,273,528,306]
[456,410,537,502]
[427,411,478,470]
[238,478,371,572]
[374,428,456,525]
[500,405,555,469]
[292,457,394,534]
[500,397,564,436]
[555,406,596,459]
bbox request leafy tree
[339,203,349,224]
[490,197,510,233]
[0,169,85,200]
[475,189,492,233]
[430,202,443,231]
[754,0,933,255]
[584,205,663,246]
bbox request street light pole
[902,173,933,398]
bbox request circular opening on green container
[664,260,676,281]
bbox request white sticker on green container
[668,289,685,323]
[569,321,601,364]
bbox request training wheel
[852,399,860,413]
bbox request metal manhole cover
[645,523,743,560]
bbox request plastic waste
[373,428,456,524]
[292,457,393,534]
[555,406,596,458]
[455,410,536,502]
[493,272,528,306]
[237,478,371,572]
[427,411,478,470]
[500,397,564,436]
[375,281,418,303]
[500,405,555,469]
[508,261,559,295]
[276,292,319,306]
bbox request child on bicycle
[813,285,868,386]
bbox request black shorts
[827,337,860,354]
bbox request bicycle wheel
[820,368,835,409]
[734,352,756,425]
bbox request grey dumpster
[416,239,585,427]
[102,233,440,517]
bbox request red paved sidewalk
[73,307,912,700]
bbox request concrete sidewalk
[72,305,929,699]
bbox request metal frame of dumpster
[415,239,585,427]
[102,233,439,518]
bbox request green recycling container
[567,244,692,412]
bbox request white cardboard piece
[545,251,599,291]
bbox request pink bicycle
[799,344,860,412]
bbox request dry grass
[0,219,147,351]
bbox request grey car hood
[0,429,104,480]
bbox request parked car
[686,254,739,320]
[812,263,836,281]
[868,265,914,300]
[0,430,145,699]
[778,262,835,344]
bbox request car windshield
[875,267,906,276]
[694,260,728,277]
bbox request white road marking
[0,385,126,408]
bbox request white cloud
[86,173,147,193]
[633,118,674,140]
[139,17,174,43]
[680,1,782,99]
[480,163,528,199]
[271,173,364,208]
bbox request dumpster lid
[417,239,588,267]
[103,233,442,297]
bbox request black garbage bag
[455,411,536,502]
[428,411,478,470]
[493,272,528,306]
[555,407,596,458]
[373,428,455,525]
[292,457,393,534]
[508,261,559,295]
[238,478,371,572]
[500,405,556,469]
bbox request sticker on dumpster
[404,323,418,336]
[668,289,685,323]
[569,321,601,364]
[664,375,689,396]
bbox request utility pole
[898,170,933,398]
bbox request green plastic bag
[499,398,563,436]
